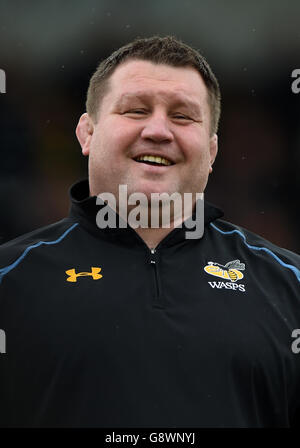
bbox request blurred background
[0,0,299,251]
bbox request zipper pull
[150,248,156,264]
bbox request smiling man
[0,36,300,428]
[76,56,218,247]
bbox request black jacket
[0,179,300,427]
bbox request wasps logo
[204,259,245,282]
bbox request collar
[68,179,224,248]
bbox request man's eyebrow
[115,92,202,115]
[171,98,202,116]
[114,93,143,106]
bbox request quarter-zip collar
[69,179,224,248]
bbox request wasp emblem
[204,259,245,282]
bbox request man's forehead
[100,60,210,116]
[110,60,206,92]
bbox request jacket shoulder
[210,219,300,275]
[0,218,79,269]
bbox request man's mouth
[134,155,174,167]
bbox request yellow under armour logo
[65,267,103,282]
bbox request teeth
[136,155,172,166]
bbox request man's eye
[124,109,147,115]
[173,114,192,120]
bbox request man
[0,36,300,428]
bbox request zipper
[149,248,164,308]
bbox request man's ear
[209,133,218,173]
[75,113,94,156]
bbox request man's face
[76,59,218,204]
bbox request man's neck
[122,201,197,249]
[134,225,176,249]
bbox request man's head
[76,36,221,207]
[86,36,221,136]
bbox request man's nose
[140,112,174,143]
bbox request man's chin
[129,182,178,198]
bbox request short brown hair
[86,35,221,135]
